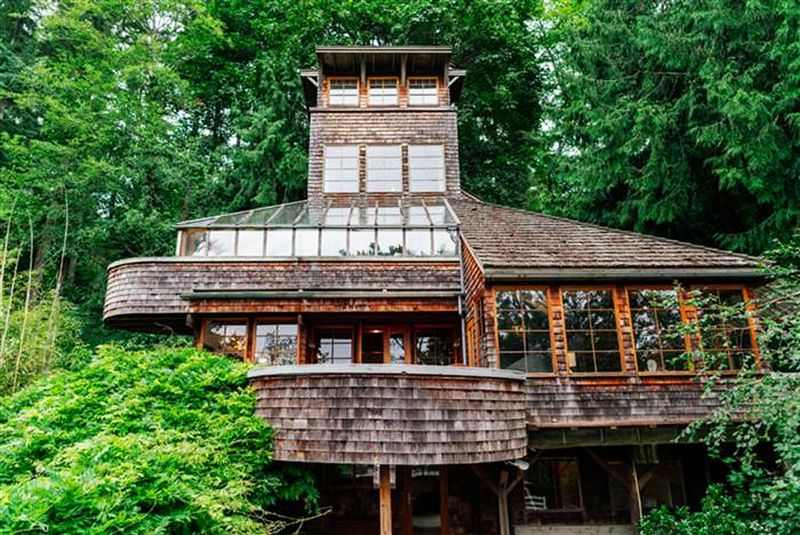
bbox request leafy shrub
[0,346,316,534]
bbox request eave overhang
[483,266,767,283]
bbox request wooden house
[105,46,765,535]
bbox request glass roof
[176,197,460,229]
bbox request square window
[368,78,398,106]
[409,78,438,106]
[329,79,358,106]
[409,145,445,192]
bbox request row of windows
[495,287,757,374]
[324,144,445,193]
[202,321,458,366]
[329,77,438,107]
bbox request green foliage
[545,0,800,254]
[641,232,800,534]
[0,346,317,534]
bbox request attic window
[409,77,438,106]
[329,78,358,106]
[368,78,398,106]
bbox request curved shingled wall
[248,364,527,465]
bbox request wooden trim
[491,285,558,375]
[559,285,626,375]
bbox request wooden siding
[105,258,461,330]
[249,365,527,465]
[307,109,460,199]
[462,240,493,367]
[526,376,727,428]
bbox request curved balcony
[248,364,527,465]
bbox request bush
[0,346,316,534]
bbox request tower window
[323,145,359,193]
[409,77,438,106]
[409,145,445,192]
[329,78,359,106]
[366,145,402,192]
[368,78,398,106]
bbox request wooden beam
[582,447,633,492]
[380,465,392,535]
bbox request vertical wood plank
[380,465,392,535]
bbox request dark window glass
[562,290,621,373]
[203,322,247,358]
[315,329,353,364]
[525,458,582,512]
[254,323,298,366]
[414,328,456,365]
[496,290,553,373]
[628,289,688,372]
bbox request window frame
[408,143,446,193]
[322,144,360,194]
[365,144,403,192]
[367,76,399,106]
[198,318,250,360]
[407,76,439,106]
[492,286,558,376]
[327,76,360,107]
[560,286,626,375]
[412,323,460,366]
[626,285,694,375]
[686,285,760,372]
[311,325,356,364]
[253,319,300,366]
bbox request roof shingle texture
[450,198,760,270]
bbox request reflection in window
[525,459,582,512]
[181,229,207,256]
[377,229,403,256]
[294,228,319,256]
[315,329,353,363]
[237,230,263,256]
[366,145,402,192]
[406,229,432,256]
[320,229,348,256]
[348,229,375,256]
[368,78,398,106]
[254,323,297,366]
[409,145,445,192]
[409,78,438,106]
[433,230,456,256]
[562,289,621,373]
[324,145,359,193]
[414,327,456,365]
[266,229,293,256]
[329,79,358,106]
[628,289,688,372]
[695,288,754,370]
[203,322,247,358]
[207,230,236,256]
[496,290,553,373]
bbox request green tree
[0,346,317,534]
[545,0,800,254]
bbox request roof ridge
[454,193,762,265]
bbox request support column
[379,465,392,535]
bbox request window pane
[294,228,319,256]
[368,78,398,106]
[408,78,438,106]
[406,229,431,256]
[237,230,263,256]
[266,229,293,256]
[203,322,247,358]
[495,290,552,373]
[324,145,359,193]
[329,79,358,106]
[255,323,298,366]
[366,145,401,192]
[433,230,456,256]
[377,229,403,256]
[563,289,620,373]
[349,229,375,256]
[628,288,687,372]
[500,353,526,372]
[320,229,348,256]
[181,229,207,256]
[409,145,445,192]
[207,230,236,256]
[415,328,455,365]
[315,329,353,363]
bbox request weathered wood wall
[307,109,461,200]
[249,365,527,465]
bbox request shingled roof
[450,197,763,280]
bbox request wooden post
[379,465,392,535]
[631,459,643,525]
[440,467,449,535]
[498,470,510,535]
